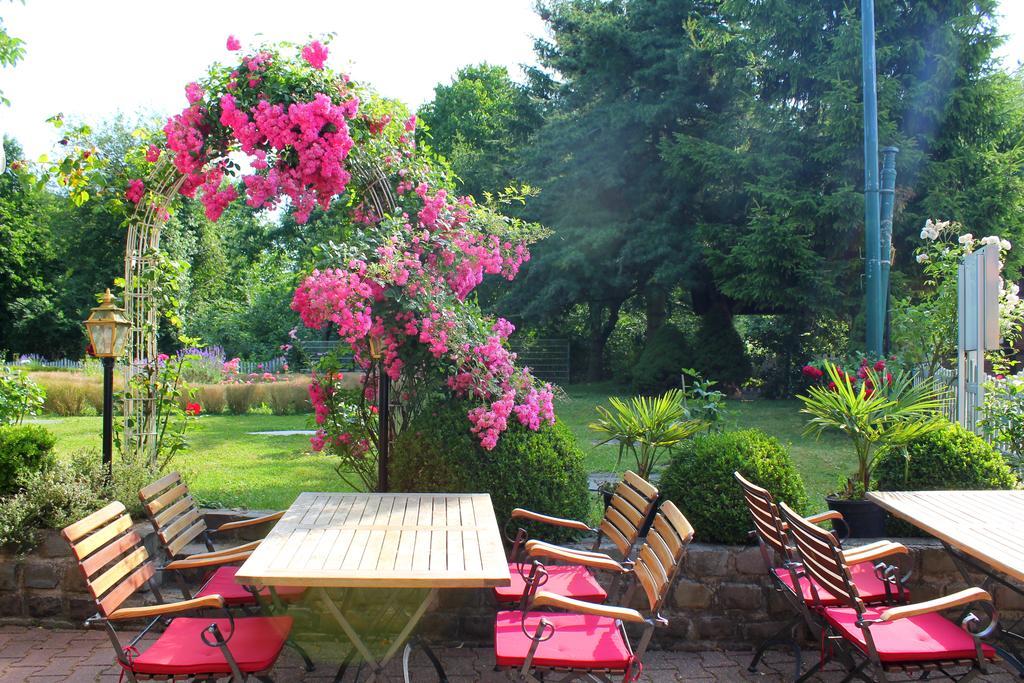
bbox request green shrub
[0,367,45,424]
[391,399,591,544]
[631,325,691,394]
[0,449,155,552]
[690,307,752,392]
[875,423,1019,535]
[660,429,809,544]
[0,424,56,495]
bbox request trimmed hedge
[631,324,691,395]
[875,423,1018,536]
[391,399,591,544]
[660,429,808,544]
[0,424,56,495]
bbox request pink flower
[226,35,241,51]
[301,41,329,70]
[125,179,145,204]
[404,115,416,132]
[156,353,169,364]
[145,145,161,163]
[185,82,204,104]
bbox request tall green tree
[418,64,542,198]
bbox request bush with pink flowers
[127,36,552,477]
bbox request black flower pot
[826,496,887,538]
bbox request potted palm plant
[590,389,706,531]
[799,361,947,536]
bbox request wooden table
[235,492,510,681]
[867,490,1024,672]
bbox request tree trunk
[645,286,667,341]
[586,300,623,382]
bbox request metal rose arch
[120,36,552,467]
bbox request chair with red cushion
[779,500,998,682]
[497,470,659,606]
[62,501,294,683]
[139,473,311,670]
[494,500,694,682]
[736,472,912,678]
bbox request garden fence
[509,338,570,385]
[9,357,84,370]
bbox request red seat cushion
[494,562,608,604]
[494,610,631,670]
[132,616,292,676]
[824,606,996,664]
[196,566,307,606]
[774,561,907,606]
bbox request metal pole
[862,0,882,356]
[879,146,898,353]
[102,356,115,479]
[377,371,390,493]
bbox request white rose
[981,235,1000,246]
[1001,239,1012,250]
[958,233,974,245]
[916,253,929,263]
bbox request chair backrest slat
[598,518,633,557]
[599,471,659,557]
[632,500,694,613]
[139,472,208,559]
[779,501,860,610]
[62,502,155,617]
[735,472,789,557]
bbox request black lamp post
[367,335,389,493]
[84,289,130,478]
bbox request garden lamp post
[367,334,389,493]
[84,289,130,478]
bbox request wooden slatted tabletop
[867,490,1024,582]
[234,492,511,589]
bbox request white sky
[1,0,1024,160]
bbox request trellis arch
[122,156,398,463]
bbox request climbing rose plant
[128,36,553,453]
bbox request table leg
[317,587,443,682]
[942,542,1024,676]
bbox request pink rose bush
[125,37,552,465]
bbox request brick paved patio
[0,625,1018,682]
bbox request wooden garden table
[235,492,510,682]
[867,490,1024,673]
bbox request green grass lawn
[42,385,850,511]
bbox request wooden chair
[778,500,998,682]
[62,501,293,682]
[139,473,313,671]
[497,470,659,606]
[139,473,306,609]
[494,500,693,682]
[736,472,912,678]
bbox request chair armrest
[184,540,261,560]
[805,510,844,525]
[842,542,908,565]
[211,511,284,533]
[879,587,992,622]
[525,541,627,573]
[106,595,225,621]
[525,540,616,562]
[165,550,252,571]
[531,590,645,623]
[511,508,593,532]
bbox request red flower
[827,381,837,391]
[886,372,893,385]
[85,343,96,358]
[874,360,886,371]
[185,402,202,416]
[801,365,823,379]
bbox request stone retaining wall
[1,509,1019,651]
